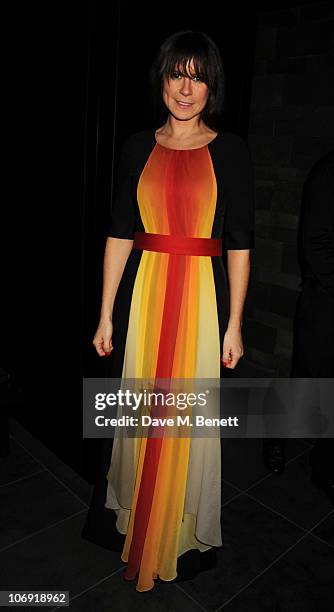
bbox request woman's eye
[171,72,202,82]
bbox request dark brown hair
[149,30,225,131]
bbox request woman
[82,29,255,592]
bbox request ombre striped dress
[83,127,254,592]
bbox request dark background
[3,0,333,480]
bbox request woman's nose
[179,78,192,94]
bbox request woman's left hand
[221,326,244,369]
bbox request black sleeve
[222,134,255,250]
[301,163,334,298]
[106,136,136,239]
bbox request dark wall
[244,2,334,376]
[3,5,99,474]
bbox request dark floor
[0,419,333,611]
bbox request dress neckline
[153,129,220,151]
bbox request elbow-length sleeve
[106,136,136,239]
[222,134,255,250]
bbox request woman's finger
[227,352,237,368]
[222,347,233,367]
[93,337,113,357]
[102,338,113,355]
[94,342,106,357]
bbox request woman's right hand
[92,318,114,357]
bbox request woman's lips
[176,101,193,109]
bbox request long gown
[82,127,255,592]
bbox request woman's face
[162,58,209,121]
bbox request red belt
[132,232,222,256]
